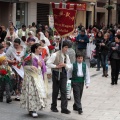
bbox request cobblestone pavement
[0,66,120,120]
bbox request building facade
[0,0,119,29]
[95,0,117,26]
[74,0,118,28]
[0,0,19,27]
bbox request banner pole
[58,1,65,81]
[51,2,77,80]
[58,37,64,81]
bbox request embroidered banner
[52,6,77,37]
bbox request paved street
[0,66,120,120]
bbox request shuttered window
[37,3,49,25]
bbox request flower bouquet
[22,53,32,66]
[48,45,55,54]
[0,69,7,76]
[0,67,12,87]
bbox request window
[97,2,106,7]
[16,3,25,28]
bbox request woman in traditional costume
[4,27,18,43]
[21,43,47,118]
[40,40,50,61]
[39,32,51,46]
[6,38,26,101]
[27,31,39,43]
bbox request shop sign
[67,2,86,11]
[49,15,54,29]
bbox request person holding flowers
[6,38,26,101]
[0,56,14,103]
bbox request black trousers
[51,70,68,110]
[72,82,84,110]
[110,59,120,83]
[0,80,11,100]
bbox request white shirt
[46,51,72,70]
[77,63,84,77]
[22,31,25,36]
[71,62,90,86]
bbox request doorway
[0,2,9,27]
[86,11,92,29]
[97,12,105,25]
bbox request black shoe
[78,109,83,114]
[96,68,100,71]
[51,108,59,112]
[29,111,33,115]
[104,71,108,77]
[102,74,105,77]
[73,107,78,111]
[73,104,78,111]
[111,83,114,85]
[6,98,12,103]
[114,82,118,85]
[61,109,71,114]
[15,97,20,101]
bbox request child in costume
[0,56,14,103]
[71,53,90,114]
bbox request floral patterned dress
[20,53,47,112]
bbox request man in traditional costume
[46,41,72,114]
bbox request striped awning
[0,0,19,2]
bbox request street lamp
[104,0,114,28]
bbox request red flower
[48,45,55,50]
[24,56,31,61]
[49,40,53,44]
[71,37,76,42]
[0,69,7,76]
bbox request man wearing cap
[76,30,89,60]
